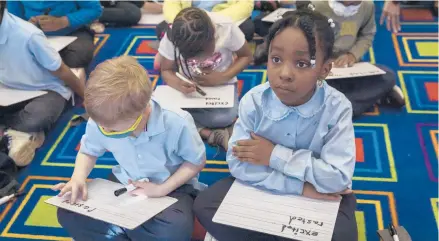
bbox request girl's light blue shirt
[227,82,356,194]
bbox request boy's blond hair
[85,56,152,126]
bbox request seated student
[159,7,253,151]
[52,56,206,241]
[312,0,405,117]
[7,0,102,69]
[194,3,357,241]
[156,0,255,41]
[92,1,163,30]
[0,2,85,167]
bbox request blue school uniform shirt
[79,99,206,188]
[227,82,356,194]
[6,1,102,36]
[192,0,226,12]
[0,9,71,100]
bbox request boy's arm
[163,0,184,23]
[50,62,85,99]
[161,114,206,194]
[215,0,254,22]
[349,4,376,61]
[71,152,97,181]
[269,104,355,194]
[227,94,305,195]
[28,33,85,99]
[6,1,25,19]
[74,120,107,180]
[65,0,103,29]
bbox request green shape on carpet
[25,196,61,228]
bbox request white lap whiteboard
[0,84,47,106]
[47,36,78,52]
[45,178,177,230]
[213,180,341,241]
[153,84,235,109]
[327,62,385,80]
[262,8,295,23]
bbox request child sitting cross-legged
[159,7,253,151]
[52,56,206,241]
[194,3,358,241]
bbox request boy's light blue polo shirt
[0,10,71,100]
[79,99,206,189]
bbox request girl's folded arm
[269,106,356,194]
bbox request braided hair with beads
[266,1,335,68]
[167,7,216,80]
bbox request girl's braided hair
[167,7,215,79]
[266,1,335,67]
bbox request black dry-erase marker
[114,187,127,197]
[388,223,400,241]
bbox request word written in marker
[289,216,324,227]
[62,199,97,212]
[281,216,319,236]
[281,225,319,236]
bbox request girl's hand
[176,80,196,94]
[51,178,88,204]
[302,182,352,201]
[233,133,274,166]
[129,180,169,198]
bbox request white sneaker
[5,129,45,167]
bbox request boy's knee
[57,208,75,228]
[376,64,396,89]
[156,213,194,240]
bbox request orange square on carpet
[136,40,158,55]
[425,82,438,102]
[401,8,434,21]
[355,138,364,163]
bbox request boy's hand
[51,178,88,204]
[334,53,356,68]
[380,1,401,33]
[37,15,69,32]
[195,71,228,86]
[233,133,274,166]
[129,180,169,198]
[302,182,352,201]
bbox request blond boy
[52,56,206,241]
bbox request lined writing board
[327,62,386,80]
[153,84,235,109]
[46,178,177,230]
[213,181,341,241]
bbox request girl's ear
[319,59,333,80]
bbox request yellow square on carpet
[415,42,439,57]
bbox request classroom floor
[0,4,438,241]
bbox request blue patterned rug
[0,5,438,241]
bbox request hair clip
[308,3,316,11]
[310,59,316,67]
[328,18,335,28]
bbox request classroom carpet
[0,4,438,241]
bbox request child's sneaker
[380,85,405,108]
[4,129,45,167]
